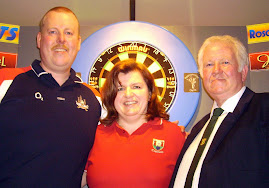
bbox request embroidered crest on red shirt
[152,138,165,153]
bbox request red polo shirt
[85,118,185,188]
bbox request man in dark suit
[170,35,269,188]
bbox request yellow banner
[246,23,269,44]
[0,23,20,44]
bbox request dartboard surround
[72,21,200,126]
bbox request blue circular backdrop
[72,21,200,127]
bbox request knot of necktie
[213,108,224,117]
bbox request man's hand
[172,120,189,139]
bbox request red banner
[249,51,269,70]
[0,51,17,69]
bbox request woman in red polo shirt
[81,59,185,188]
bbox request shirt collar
[112,117,163,135]
[31,59,48,77]
[31,59,82,87]
[212,86,246,115]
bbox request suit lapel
[177,116,209,165]
[205,88,254,161]
[182,115,210,156]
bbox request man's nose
[57,32,66,43]
[213,63,221,73]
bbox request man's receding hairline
[39,7,80,32]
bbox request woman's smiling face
[114,70,151,122]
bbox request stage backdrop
[10,24,269,130]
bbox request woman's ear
[148,92,152,101]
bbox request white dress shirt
[173,86,246,188]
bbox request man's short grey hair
[197,35,249,77]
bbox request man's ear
[78,35,81,51]
[36,32,41,49]
[241,65,248,82]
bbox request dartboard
[88,41,177,111]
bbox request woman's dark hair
[100,59,169,126]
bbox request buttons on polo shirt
[120,130,129,136]
[117,128,130,138]
[57,97,65,101]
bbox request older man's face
[202,42,248,105]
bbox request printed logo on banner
[249,51,269,70]
[0,51,17,69]
[246,23,269,44]
[184,73,199,92]
[0,23,20,44]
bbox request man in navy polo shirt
[0,7,101,187]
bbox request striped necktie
[184,108,224,188]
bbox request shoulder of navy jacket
[226,112,237,121]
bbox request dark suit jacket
[170,88,269,188]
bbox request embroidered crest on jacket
[76,95,89,111]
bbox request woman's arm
[81,171,87,188]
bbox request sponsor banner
[0,51,18,69]
[246,23,269,44]
[249,51,269,70]
[0,23,20,44]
